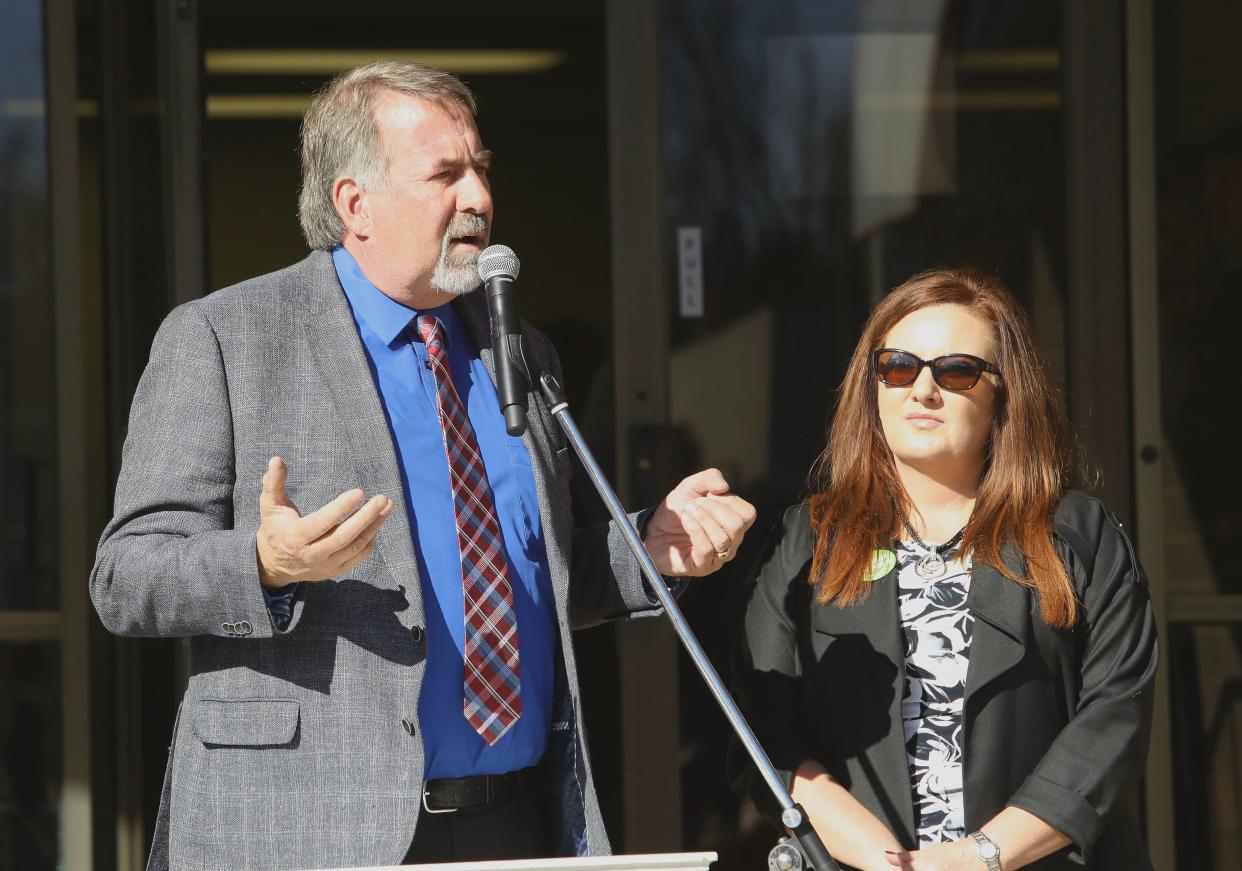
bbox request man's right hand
[256,456,395,588]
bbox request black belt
[422,767,531,814]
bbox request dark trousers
[403,784,549,864]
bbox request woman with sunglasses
[734,269,1156,871]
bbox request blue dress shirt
[281,246,557,779]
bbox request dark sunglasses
[872,348,1000,391]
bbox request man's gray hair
[298,60,478,250]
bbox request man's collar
[332,245,443,347]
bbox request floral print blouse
[895,539,974,845]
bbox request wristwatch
[969,831,1002,871]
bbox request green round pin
[865,548,897,582]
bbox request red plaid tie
[417,314,521,745]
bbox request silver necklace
[902,520,966,579]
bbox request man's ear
[333,177,370,239]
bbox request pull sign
[677,226,704,318]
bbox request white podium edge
[314,851,719,871]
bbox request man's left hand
[883,839,980,871]
[641,468,756,577]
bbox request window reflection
[664,0,1067,512]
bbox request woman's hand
[884,839,979,871]
[791,760,905,871]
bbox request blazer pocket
[191,698,300,748]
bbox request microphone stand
[523,365,842,871]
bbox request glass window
[1154,0,1242,599]
[0,0,58,610]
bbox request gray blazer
[91,251,659,871]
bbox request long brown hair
[808,268,1077,627]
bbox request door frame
[1122,0,1177,866]
[606,0,684,853]
[46,0,100,867]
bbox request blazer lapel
[810,559,915,840]
[809,543,1032,844]
[964,545,1031,705]
[294,252,421,597]
[454,292,496,386]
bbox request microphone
[477,244,529,437]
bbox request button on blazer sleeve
[1007,509,1159,858]
[90,303,281,639]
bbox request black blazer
[733,491,1157,871]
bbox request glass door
[652,2,1137,868]
[1145,0,1242,866]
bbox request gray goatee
[430,213,489,296]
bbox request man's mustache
[446,214,489,240]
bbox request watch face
[979,843,999,859]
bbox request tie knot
[416,314,445,351]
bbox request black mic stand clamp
[527,369,843,871]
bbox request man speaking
[90,61,755,870]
